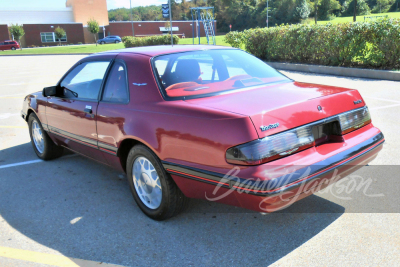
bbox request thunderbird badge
[260,123,279,132]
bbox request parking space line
[0,126,28,128]
[0,155,78,169]
[0,159,43,169]
[364,96,400,104]
[0,246,123,267]
[370,104,400,111]
[0,94,26,97]
[0,97,24,99]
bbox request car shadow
[0,143,344,266]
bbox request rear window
[152,49,290,100]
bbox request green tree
[294,0,311,21]
[9,24,25,50]
[342,0,371,16]
[54,27,66,46]
[87,18,99,46]
[318,0,341,20]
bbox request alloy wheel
[132,156,162,209]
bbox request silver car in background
[97,36,122,44]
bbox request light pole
[130,0,134,36]
[169,0,173,46]
[267,0,269,28]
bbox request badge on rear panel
[354,99,362,104]
[260,123,279,132]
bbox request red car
[21,45,384,220]
[0,40,20,50]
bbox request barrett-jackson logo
[260,123,279,132]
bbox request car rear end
[151,47,384,213]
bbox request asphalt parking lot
[0,55,399,267]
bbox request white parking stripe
[370,104,400,111]
[0,94,25,97]
[0,155,77,169]
[364,96,400,104]
[0,159,43,169]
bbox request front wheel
[115,40,120,44]
[101,41,105,45]
[28,113,63,160]
[126,145,189,220]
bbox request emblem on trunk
[317,105,322,111]
[354,99,362,104]
[260,123,279,132]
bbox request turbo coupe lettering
[21,45,384,220]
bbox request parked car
[21,45,384,220]
[0,40,20,50]
[97,36,122,44]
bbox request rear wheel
[126,145,189,220]
[28,113,63,160]
[11,47,16,50]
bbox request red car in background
[21,45,384,220]
[0,40,20,50]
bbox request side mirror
[43,86,57,97]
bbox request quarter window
[60,61,110,100]
[102,62,129,103]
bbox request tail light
[338,106,371,135]
[226,106,371,165]
[226,125,315,165]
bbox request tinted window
[153,49,290,99]
[4,42,10,45]
[102,62,129,103]
[60,61,110,100]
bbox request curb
[0,53,92,56]
[266,62,400,82]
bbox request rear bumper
[165,128,384,212]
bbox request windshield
[152,49,290,100]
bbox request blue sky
[0,0,168,10]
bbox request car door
[106,37,113,43]
[0,42,4,50]
[96,59,130,166]
[45,59,112,163]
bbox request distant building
[0,0,216,48]
[0,0,109,47]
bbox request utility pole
[267,0,269,28]
[130,0,134,36]
[169,0,173,46]
[353,0,357,22]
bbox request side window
[60,61,110,100]
[101,61,129,103]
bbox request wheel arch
[25,108,36,122]
[117,137,160,173]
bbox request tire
[126,145,189,220]
[11,47,16,50]
[28,113,63,160]
[101,41,105,45]
[115,41,119,44]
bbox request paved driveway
[0,56,399,266]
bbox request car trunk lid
[185,81,365,138]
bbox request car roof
[94,45,237,57]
